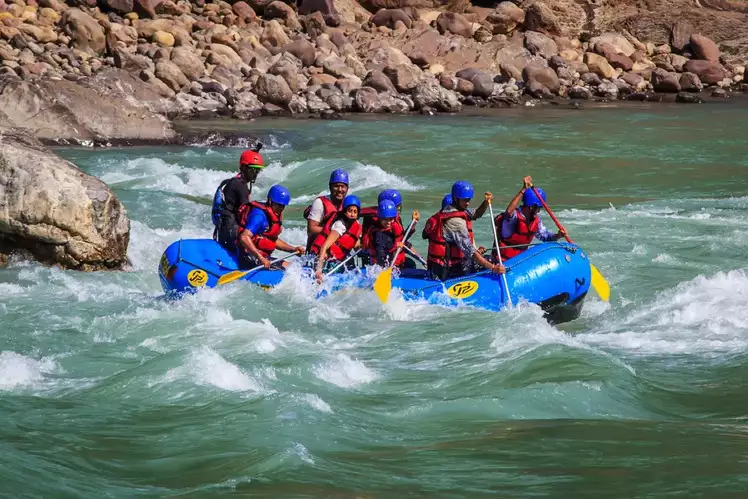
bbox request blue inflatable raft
[158,239,591,324]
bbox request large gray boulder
[0,127,130,270]
[0,72,175,144]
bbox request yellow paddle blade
[217,270,247,286]
[590,263,610,302]
[373,267,393,303]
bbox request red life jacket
[365,219,405,266]
[424,210,474,266]
[303,195,341,221]
[237,201,283,258]
[309,214,362,260]
[360,206,405,253]
[492,208,539,260]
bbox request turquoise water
[2,104,748,497]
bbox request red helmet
[239,150,264,169]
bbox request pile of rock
[0,0,746,126]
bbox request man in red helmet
[212,144,265,252]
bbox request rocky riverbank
[1,0,748,144]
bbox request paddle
[487,198,513,309]
[217,252,297,286]
[531,186,610,302]
[373,218,418,303]
[324,248,364,276]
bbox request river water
[1,103,747,497]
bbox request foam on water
[313,353,377,388]
[582,269,748,356]
[0,351,59,391]
[164,346,266,394]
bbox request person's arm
[315,231,342,282]
[535,219,567,242]
[306,198,326,237]
[472,192,492,220]
[446,219,504,274]
[238,210,270,267]
[275,239,305,254]
[505,176,533,215]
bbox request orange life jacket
[237,201,283,258]
[492,208,539,260]
[309,214,362,260]
[365,218,405,266]
[424,210,474,266]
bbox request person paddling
[304,169,349,251]
[365,199,421,268]
[212,145,265,251]
[312,195,363,283]
[423,181,505,281]
[492,176,567,261]
[236,185,305,270]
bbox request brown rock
[583,52,614,80]
[371,8,411,30]
[61,8,106,54]
[152,30,174,47]
[590,33,636,57]
[670,20,692,53]
[310,72,337,86]
[523,1,560,37]
[155,59,188,92]
[455,68,494,98]
[667,54,689,72]
[283,38,315,67]
[436,12,472,38]
[170,46,203,81]
[487,1,524,35]
[651,68,680,93]
[265,1,301,31]
[455,77,473,94]
[17,23,58,43]
[523,63,560,93]
[439,73,454,90]
[255,72,293,106]
[103,0,134,15]
[524,30,557,59]
[682,59,727,85]
[261,19,290,48]
[298,0,341,27]
[114,48,153,73]
[335,76,361,94]
[621,71,645,90]
[232,1,257,25]
[689,34,720,63]
[38,0,65,11]
[606,52,633,72]
[134,0,162,19]
[499,61,521,82]
[383,63,421,93]
[363,69,396,93]
[679,72,702,92]
[473,26,492,43]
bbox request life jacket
[236,201,283,258]
[303,195,342,221]
[492,208,539,260]
[211,174,242,229]
[424,210,474,267]
[309,213,362,260]
[365,218,405,266]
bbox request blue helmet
[451,180,474,201]
[329,169,349,186]
[378,189,402,207]
[522,187,546,207]
[377,199,398,219]
[343,194,360,210]
[441,194,453,210]
[267,184,291,206]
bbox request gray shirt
[441,207,476,269]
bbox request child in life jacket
[312,195,363,283]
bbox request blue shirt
[243,207,269,235]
